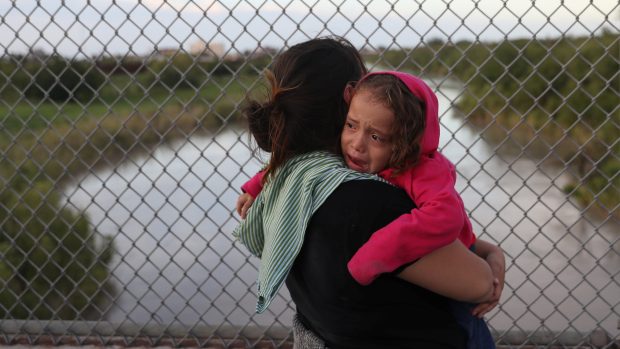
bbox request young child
[237,71,503,348]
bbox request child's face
[341,90,394,174]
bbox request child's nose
[351,133,365,152]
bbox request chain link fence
[0,1,618,348]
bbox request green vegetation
[371,29,619,218]
[0,51,268,319]
[0,181,114,319]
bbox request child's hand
[236,193,255,219]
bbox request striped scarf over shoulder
[233,151,380,313]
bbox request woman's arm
[397,240,494,303]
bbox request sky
[1,0,618,58]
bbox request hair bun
[244,100,273,151]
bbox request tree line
[0,52,271,104]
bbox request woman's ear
[343,83,354,104]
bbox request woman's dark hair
[353,74,426,174]
[244,36,367,181]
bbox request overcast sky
[1,0,618,57]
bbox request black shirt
[285,180,467,349]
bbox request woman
[234,36,504,348]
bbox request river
[62,80,619,336]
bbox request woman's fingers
[472,278,501,317]
[472,300,498,318]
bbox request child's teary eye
[371,134,383,142]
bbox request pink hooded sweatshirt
[346,71,476,284]
[241,71,476,285]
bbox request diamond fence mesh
[0,1,618,348]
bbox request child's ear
[343,83,354,105]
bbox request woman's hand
[471,239,505,318]
[236,193,255,219]
[472,278,502,318]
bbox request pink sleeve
[347,153,466,285]
[241,171,265,198]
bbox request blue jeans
[451,301,496,349]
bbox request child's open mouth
[346,154,367,173]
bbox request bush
[0,180,115,319]
[24,56,105,103]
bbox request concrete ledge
[1,321,618,348]
[0,321,290,341]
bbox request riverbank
[463,109,618,220]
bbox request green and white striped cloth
[233,151,381,313]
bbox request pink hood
[360,71,439,155]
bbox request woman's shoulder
[319,180,415,233]
[336,180,413,207]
